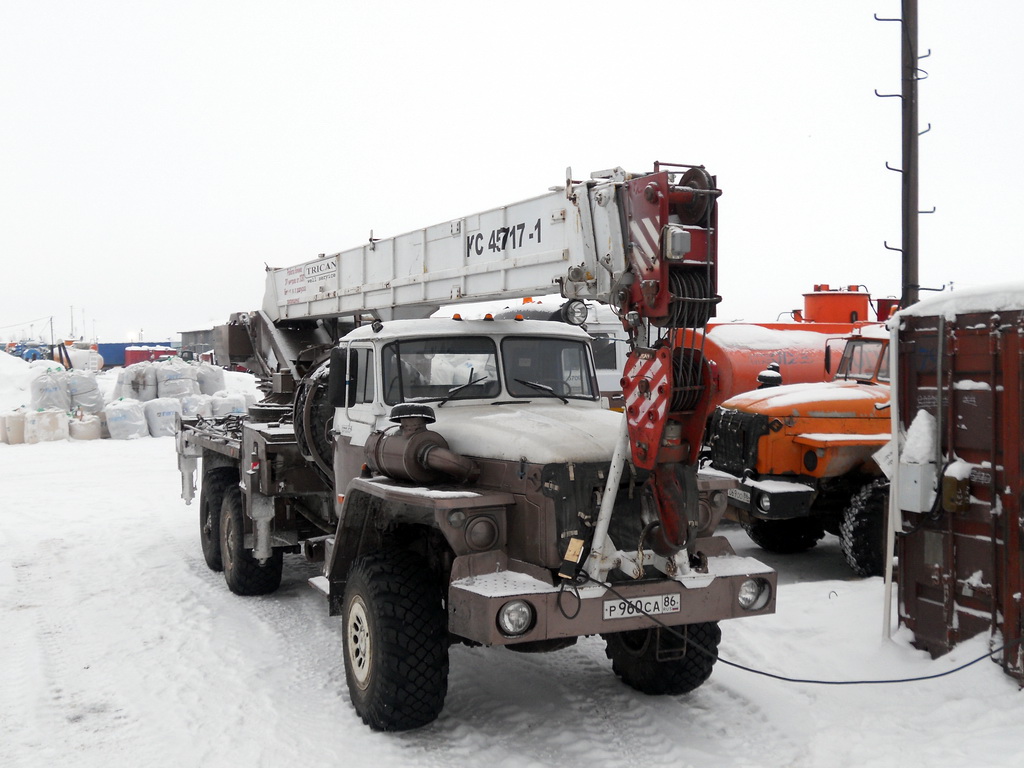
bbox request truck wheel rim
[223,515,234,570]
[347,597,372,689]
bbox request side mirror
[824,344,832,375]
[328,346,354,407]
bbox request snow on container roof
[894,281,1024,320]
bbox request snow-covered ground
[2,352,1022,768]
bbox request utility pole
[900,0,920,307]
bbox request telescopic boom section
[619,164,721,555]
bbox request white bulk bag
[30,369,71,411]
[180,394,214,419]
[113,363,158,402]
[70,414,102,441]
[4,410,26,444]
[144,398,182,437]
[25,408,70,444]
[196,363,226,396]
[156,358,200,399]
[68,369,105,413]
[211,392,248,417]
[104,399,149,440]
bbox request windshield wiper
[513,378,568,404]
[438,374,488,407]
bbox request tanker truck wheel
[219,487,283,596]
[342,550,449,731]
[198,468,236,572]
[741,516,824,554]
[840,479,889,577]
[603,622,720,696]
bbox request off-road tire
[219,486,283,596]
[199,468,236,572]
[840,479,889,577]
[603,622,720,695]
[741,516,825,554]
[342,550,449,731]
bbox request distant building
[180,328,217,363]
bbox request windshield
[835,339,888,382]
[382,337,500,405]
[502,336,599,400]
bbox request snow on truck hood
[720,380,890,416]
[429,402,622,464]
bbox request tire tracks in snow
[400,637,709,768]
[2,534,161,766]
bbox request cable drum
[671,347,705,412]
[670,166,716,226]
[293,358,335,488]
[665,269,715,329]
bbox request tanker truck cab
[832,331,889,384]
[706,324,891,575]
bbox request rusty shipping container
[893,287,1024,680]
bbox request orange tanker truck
[684,284,895,412]
[704,318,893,577]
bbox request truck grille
[708,408,769,475]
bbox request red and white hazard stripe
[629,216,660,267]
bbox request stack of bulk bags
[104,399,149,439]
[196,362,226,396]
[156,357,200,400]
[112,363,157,402]
[30,369,71,411]
[25,408,70,443]
[143,398,182,437]
[67,369,105,413]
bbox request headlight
[466,515,499,550]
[560,299,589,326]
[803,450,818,472]
[738,578,772,610]
[497,600,534,636]
[756,494,772,512]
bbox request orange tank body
[685,285,891,412]
[681,322,858,414]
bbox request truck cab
[705,325,891,575]
[324,314,767,613]
[329,315,615,512]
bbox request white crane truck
[176,163,776,731]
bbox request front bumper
[447,536,776,646]
[722,476,816,520]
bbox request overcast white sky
[2,1,1020,343]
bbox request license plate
[727,487,751,505]
[603,593,681,620]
